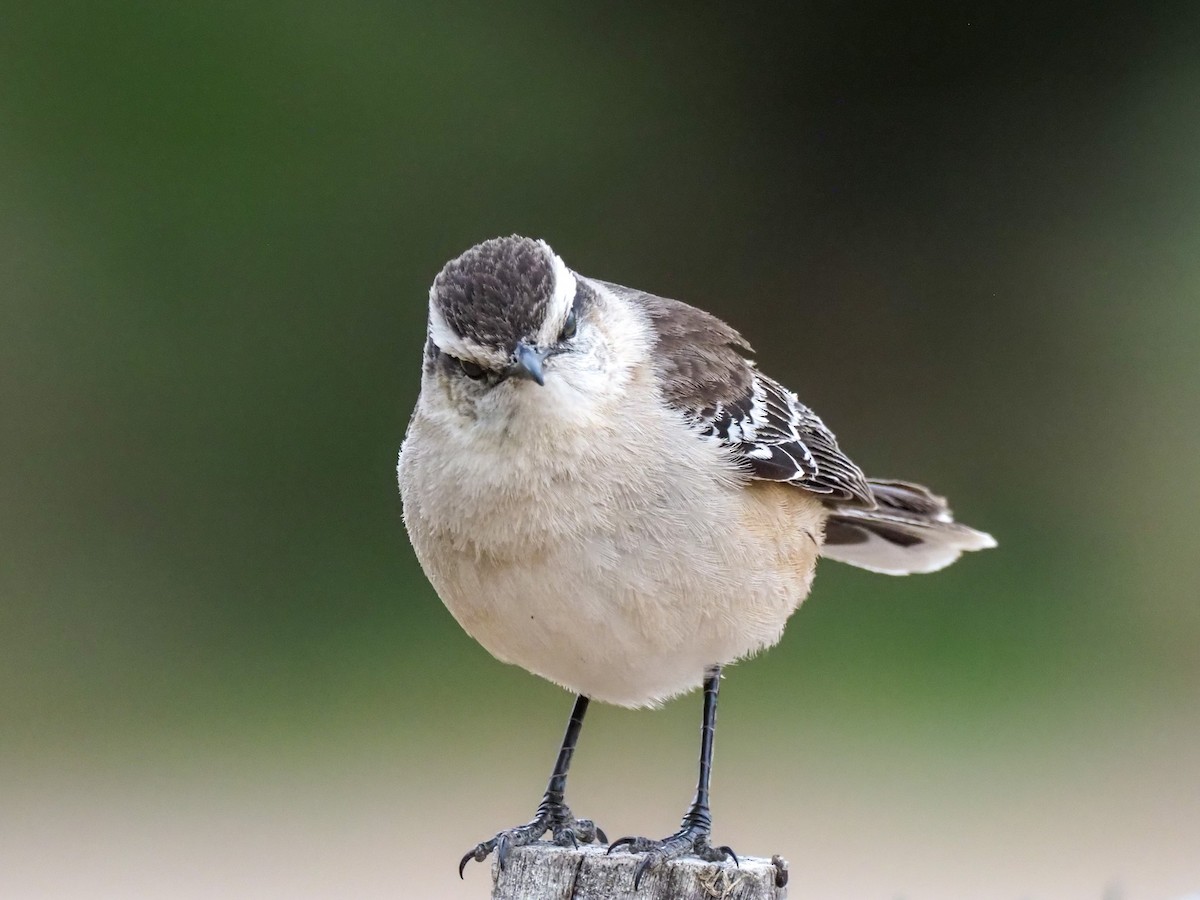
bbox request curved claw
[458,852,471,880]
[611,829,738,889]
[456,832,507,878]
[595,825,609,844]
[459,809,605,878]
[556,828,578,850]
[606,836,638,855]
[633,855,658,891]
[495,832,512,870]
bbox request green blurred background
[2,3,1197,898]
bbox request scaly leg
[608,666,736,890]
[459,694,606,877]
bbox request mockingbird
[398,235,995,887]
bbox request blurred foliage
[0,3,1197,893]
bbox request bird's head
[421,236,642,428]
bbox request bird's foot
[608,822,737,890]
[458,798,607,877]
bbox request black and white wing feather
[702,370,874,505]
[595,279,995,575]
[603,281,875,508]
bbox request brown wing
[597,280,875,508]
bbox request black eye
[559,308,578,341]
[458,358,487,379]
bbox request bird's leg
[609,666,736,890]
[459,694,606,876]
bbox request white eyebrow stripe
[427,295,457,348]
[536,240,577,346]
[426,288,473,358]
[427,288,508,367]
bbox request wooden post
[491,844,788,900]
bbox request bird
[397,235,996,888]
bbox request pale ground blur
[5,694,1197,900]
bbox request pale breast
[399,398,827,707]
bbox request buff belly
[410,481,825,708]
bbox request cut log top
[491,844,788,900]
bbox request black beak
[511,342,547,386]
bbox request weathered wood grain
[491,843,788,900]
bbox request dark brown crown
[431,235,556,350]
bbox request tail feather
[821,479,996,575]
